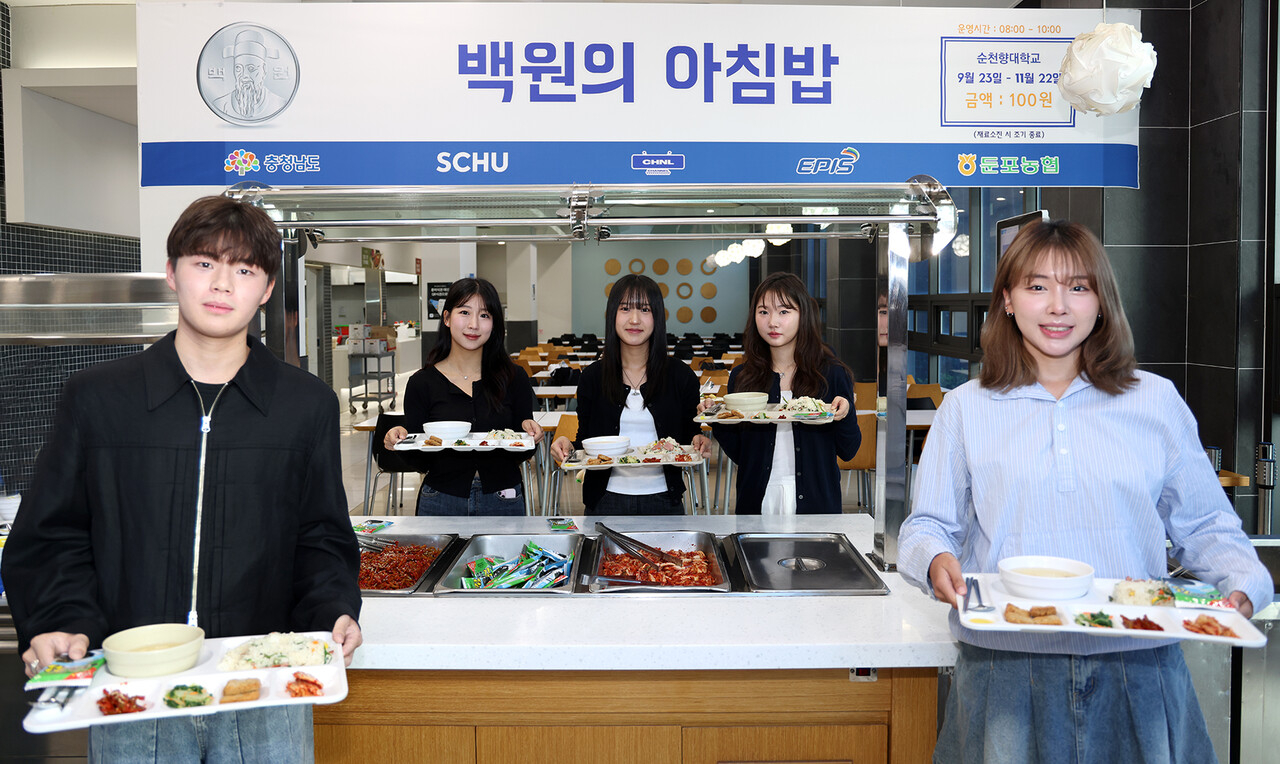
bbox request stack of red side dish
[600,549,719,586]
[358,543,441,590]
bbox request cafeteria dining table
[535,385,578,410]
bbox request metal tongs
[357,534,395,552]
[595,522,681,571]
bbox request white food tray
[958,575,1266,648]
[696,403,835,425]
[23,631,346,734]
[560,447,704,471]
[394,432,534,452]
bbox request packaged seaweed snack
[24,651,106,691]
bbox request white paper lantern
[742,239,765,258]
[713,249,732,268]
[765,223,793,246]
[727,243,745,264]
[1058,22,1157,116]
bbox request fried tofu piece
[1004,603,1060,625]
[425,435,443,447]
[220,678,261,704]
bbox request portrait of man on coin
[209,28,291,122]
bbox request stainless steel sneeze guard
[0,273,177,346]
[228,179,957,569]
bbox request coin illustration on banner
[198,23,299,125]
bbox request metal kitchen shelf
[226,179,957,246]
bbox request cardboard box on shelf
[348,324,368,340]
[368,326,397,351]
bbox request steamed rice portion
[1110,579,1174,606]
[217,632,333,671]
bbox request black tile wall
[1188,112,1242,246]
[0,8,145,495]
[1187,241,1239,368]
[318,265,333,387]
[1237,240,1264,369]
[1189,0,1242,125]
[1106,245,1187,363]
[1103,127,1189,246]
[1136,9,1189,128]
[1107,1,1190,9]
[1235,367,1264,486]
[1187,362,1240,468]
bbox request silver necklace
[623,368,645,394]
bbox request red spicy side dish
[600,549,719,586]
[358,543,442,590]
[97,689,146,715]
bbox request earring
[1005,310,1013,317]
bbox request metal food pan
[358,533,457,596]
[587,530,731,593]
[731,533,889,596]
[433,533,583,595]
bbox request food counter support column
[871,219,913,571]
[314,667,938,764]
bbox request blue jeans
[89,705,312,763]
[417,476,525,516]
[936,642,1215,764]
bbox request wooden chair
[906,383,944,409]
[853,381,877,411]
[704,371,730,389]
[514,358,535,377]
[549,413,579,513]
[689,356,712,370]
[838,413,878,513]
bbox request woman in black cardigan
[709,273,858,514]
[550,275,709,514]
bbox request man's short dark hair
[166,196,282,281]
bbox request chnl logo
[631,151,687,176]
[225,150,260,176]
[198,23,300,126]
[796,146,859,175]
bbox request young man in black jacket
[3,196,362,762]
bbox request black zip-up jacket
[711,362,860,514]
[2,333,361,652]
[572,359,702,510]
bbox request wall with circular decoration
[570,240,749,335]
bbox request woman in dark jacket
[710,273,858,514]
[550,275,708,514]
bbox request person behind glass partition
[550,274,709,514]
[384,278,543,515]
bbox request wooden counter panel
[889,668,936,764]
[317,669,895,727]
[477,725,681,764]
[314,724,474,763]
[683,725,887,764]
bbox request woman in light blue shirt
[899,220,1272,763]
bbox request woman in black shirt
[549,275,708,514]
[384,278,542,515]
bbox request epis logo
[796,146,859,176]
[225,149,260,176]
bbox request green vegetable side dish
[1073,611,1114,628]
[163,684,213,708]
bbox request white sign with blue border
[137,3,1141,188]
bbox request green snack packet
[24,651,106,691]
[1166,579,1231,609]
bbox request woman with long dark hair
[549,274,708,514]
[709,272,858,514]
[384,278,541,515]
[898,220,1270,762]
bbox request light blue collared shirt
[899,371,1274,654]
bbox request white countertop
[352,514,959,672]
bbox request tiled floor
[336,372,873,517]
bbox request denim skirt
[936,642,1215,764]
[417,475,525,516]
